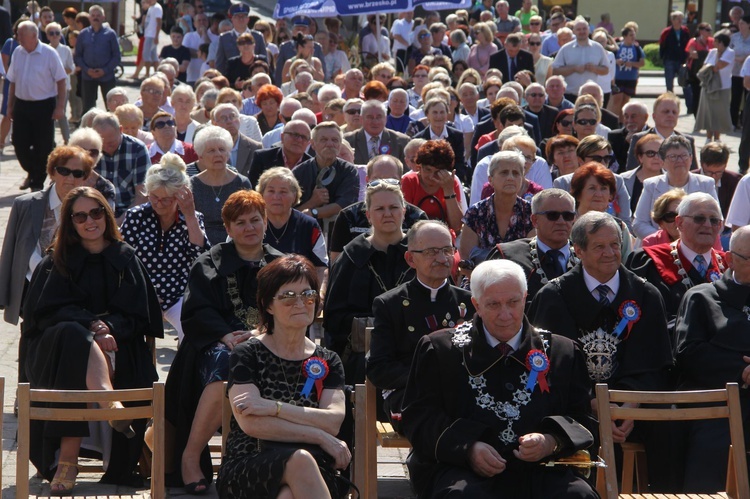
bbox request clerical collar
[582,267,620,300]
[535,238,571,260]
[678,241,712,269]
[483,323,523,351]
[417,277,448,302]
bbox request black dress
[217,338,346,498]
[21,242,163,485]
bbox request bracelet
[275,400,282,417]
[443,193,457,199]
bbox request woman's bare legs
[279,450,331,499]
[181,381,224,490]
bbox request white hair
[471,260,528,300]
[145,153,189,195]
[193,125,233,156]
[677,192,722,217]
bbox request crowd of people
[2,0,750,497]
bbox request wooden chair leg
[365,381,378,499]
[353,385,367,497]
[16,384,30,499]
[151,382,165,499]
[621,448,635,493]
[634,449,649,493]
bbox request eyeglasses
[527,92,544,97]
[528,41,541,46]
[559,119,573,127]
[274,289,318,305]
[54,166,87,178]
[142,87,163,96]
[523,154,535,163]
[153,119,176,129]
[284,131,310,141]
[537,210,576,222]
[71,206,106,224]
[410,246,456,258]
[237,40,255,46]
[418,33,431,39]
[731,250,750,262]
[367,178,400,188]
[665,153,691,163]
[47,30,61,36]
[345,109,361,115]
[660,211,678,223]
[587,154,615,166]
[575,118,598,126]
[684,214,723,226]
[214,114,239,124]
[413,73,428,78]
[530,22,541,25]
[149,194,176,206]
[641,150,660,158]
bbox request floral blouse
[462,195,533,249]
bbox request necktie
[542,249,565,279]
[694,255,708,278]
[369,135,380,159]
[497,342,513,357]
[510,56,518,79]
[596,284,610,306]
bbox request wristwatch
[311,208,319,218]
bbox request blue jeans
[663,59,682,93]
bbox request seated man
[401,259,598,499]
[675,225,750,492]
[487,188,577,309]
[248,120,313,186]
[627,192,727,323]
[695,142,740,245]
[367,220,474,432]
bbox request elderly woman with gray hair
[190,125,252,245]
[120,153,209,341]
[460,150,535,260]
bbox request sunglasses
[153,119,176,129]
[559,119,573,127]
[527,92,544,97]
[538,210,576,222]
[71,206,106,224]
[660,211,678,223]
[530,22,541,26]
[576,118,598,126]
[54,166,87,178]
[345,109,361,115]
[587,154,615,165]
[684,214,723,226]
[641,150,660,158]
[284,131,310,141]
[529,41,541,46]
[367,178,400,188]
[275,289,318,305]
[47,30,61,36]
[237,40,255,46]
[418,33,431,39]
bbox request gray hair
[211,102,239,122]
[312,121,343,142]
[361,99,387,116]
[525,83,545,97]
[255,166,302,204]
[570,211,622,249]
[471,259,528,300]
[729,225,750,252]
[659,134,693,160]
[106,86,128,103]
[318,83,342,102]
[69,127,103,149]
[405,138,426,155]
[88,4,105,15]
[546,74,567,89]
[496,125,528,148]
[407,219,450,248]
[279,97,303,116]
[676,192,722,217]
[291,108,318,128]
[219,19,233,30]
[622,100,648,115]
[488,150,525,177]
[201,88,219,108]
[251,73,272,87]
[18,20,38,36]
[449,29,466,44]
[172,84,196,103]
[145,153,190,195]
[193,125,233,156]
[92,112,121,132]
[81,107,107,128]
[388,88,408,104]
[530,188,575,214]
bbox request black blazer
[247,146,312,187]
[488,48,535,83]
[461,106,490,123]
[608,127,631,173]
[524,104,558,140]
[414,125,468,183]
[600,108,620,130]
[469,118,536,168]
[690,168,741,218]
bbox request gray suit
[632,172,718,239]
[215,29,267,76]
[0,189,49,324]
[234,133,263,180]
[344,128,409,166]
[554,172,633,231]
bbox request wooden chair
[595,382,750,499]
[352,327,412,498]
[16,382,166,499]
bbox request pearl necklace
[670,240,725,288]
[529,237,578,284]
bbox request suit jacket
[470,118,536,168]
[234,133,263,180]
[691,168,741,218]
[488,48,535,83]
[413,126,468,182]
[554,172,633,230]
[462,106,490,123]
[0,189,49,324]
[632,172,718,239]
[600,108,620,130]
[247,146,312,187]
[626,128,698,171]
[607,127,638,172]
[619,167,641,201]
[344,128,409,166]
[524,104,558,140]
[215,29,267,76]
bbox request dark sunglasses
[538,210,576,222]
[71,206,106,224]
[153,119,176,129]
[528,41,541,46]
[559,119,573,127]
[54,166,87,179]
[660,211,678,223]
[47,30,61,36]
[345,109,361,115]
[684,214,723,227]
[237,40,255,46]
[367,178,400,188]
[527,92,544,97]
[641,150,660,158]
[530,22,541,26]
[576,118,598,126]
[418,33,431,39]
[587,154,615,165]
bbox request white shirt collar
[678,240,713,269]
[483,323,523,351]
[535,238,571,259]
[429,126,448,140]
[149,140,184,156]
[582,267,620,302]
[49,186,62,220]
[364,130,380,144]
[417,277,448,302]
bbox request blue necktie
[596,284,610,306]
[694,255,708,278]
[510,56,518,79]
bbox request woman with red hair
[254,83,283,135]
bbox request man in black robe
[487,188,577,309]
[674,226,750,492]
[529,211,676,490]
[626,192,727,324]
[367,220,474,432]
[401,259,598,498]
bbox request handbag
[678,64,690,87]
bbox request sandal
[50,460,78,496]
[184,478,209,495]
[106,401,136,438]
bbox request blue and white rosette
[709,270,721,282]
[301,357,329,399]
[614,300,641,338]
[525,349,550,393]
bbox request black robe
[401,317,597,498]
[323,233,414,383]
[21,242,163,485]
[366,278,474,429]
[487,238,577,311]
[164,242,284,486]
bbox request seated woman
[545,134,579,180]
[460,150,535,261]
[620,134,664,213]
[148,111,199,165]
[22,186,162,493]
[479,135,545,202]
[218,255,349,498]
[640,189,686,248]
[324,180,414,383]
[164,190,284,493]
[120,153,209,342]
[256,167,328,285]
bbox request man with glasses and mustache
[487,189,577,309]
[628,192,726,322]
[367,220,474,433]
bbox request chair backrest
[595,382,750,499]
[16,382,165,499]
